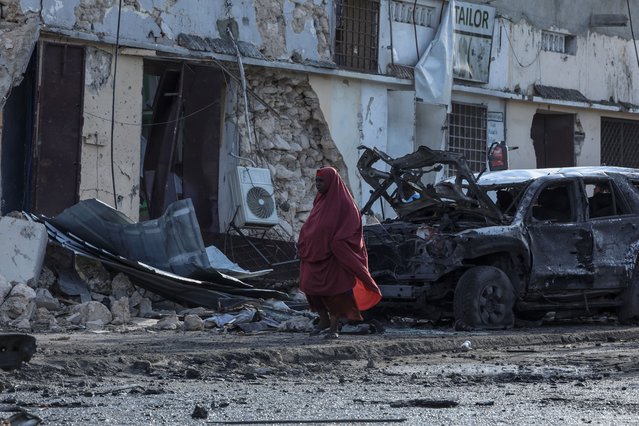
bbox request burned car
[357,145,639,329]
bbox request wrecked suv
[357,145,639,329]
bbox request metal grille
[601,118,639,168]
[541,31,566,53]
[447,102,488,174]
[335,0,380,73]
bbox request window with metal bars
[447,102,488,175]
[334,0,380,73]
[601,118,639,168]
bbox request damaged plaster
[0,17,39,109]
[228,68,345,235]
[254,0,286,58]
[85,47,112,94]
[285,0,331,61]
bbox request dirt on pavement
[2,321,639,425]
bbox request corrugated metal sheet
[533,84,589,103]
[177,33,267,60]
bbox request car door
[526,179,595,292]
[586,177,639,289]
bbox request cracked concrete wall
[8,0,332,62]
[79,44,143,220]
[220,68,345,236]
[489,18,639,106]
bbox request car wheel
[617,263,639,324]
[453,266,515,329]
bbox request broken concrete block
[0,284,36,320]
[153,313,180,330]
[0,274,11,303]
[183,314,204,331]
[35,288,60,311]
[111,273,133,300]
[9,283,36,300]
[31,307,57,330]
[75,257,111,294]
[110,297,131,325]
[139,298,154,317]
[9,317,31,331]
[35,265,56,289]
[0,217,48,285]
[70,301,112,325]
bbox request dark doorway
[1,49,36,215]
[32,42,84,216]
[141,62,224,233]
[531,113,575,168]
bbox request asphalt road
[2,321,639,425]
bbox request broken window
[335,0,380,73]
[447,102,487,175]
[601,118,639,168]
[141,61,225,234]
[530,184,574,223]
[584,180,627,219]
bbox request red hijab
[297,167,381,310]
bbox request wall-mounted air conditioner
[231,166,278,227]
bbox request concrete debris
[75,257,112,295]
[110,297,131,325]
[34,288,60,311]
[183,314,204,331]
[110,273,134,300]
[191,404,208,419]
[70,301,113,326]
[460,340,472,352]
[0,274,11,303]
[153,313,181,330]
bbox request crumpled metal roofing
[533,84,589,103]
[29,199,287,308]
[177,33,267,60]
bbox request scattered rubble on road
[0,200,318,349]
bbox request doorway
[531,113,575,168]
[141,62,225,233]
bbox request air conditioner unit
[231,166,279,227]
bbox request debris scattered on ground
[389,399,459,408]
[459,340,472,351]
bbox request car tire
[454,266,515,329]
[617,263,639,324]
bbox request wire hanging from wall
[109,0,123,208]
[627,0,639,72]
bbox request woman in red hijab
[297,166,382,338]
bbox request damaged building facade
[0,0,638,238]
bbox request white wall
[489,18,639,105]
[80,45,143,219]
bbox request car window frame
[525,178,583,225]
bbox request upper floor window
[390,1,433,27]
[335,0,380,73]
[541,30,576,55]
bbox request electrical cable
[413,0,419,59]
[627,0,639,72]
[109,0,123,208]
[500,18,541,68]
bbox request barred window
[335,0,380,73]
[601,118,639,168]
[541,30,576,55]
[447,102,488,175]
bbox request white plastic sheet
[414,0,455,106]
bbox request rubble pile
[0,253,315,334]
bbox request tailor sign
[453,1,495,83]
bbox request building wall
[487,18,639,105]
[79,44,143,220]
[16,0,332,62]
